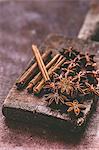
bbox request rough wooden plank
[78,4,99,41]
[2,34,99,131]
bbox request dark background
[0,0,99,149]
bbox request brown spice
[33,57,66,93]
[27,53,61,92]
[63,55,80,77]
[16,50,51,89]
[44,89,67,105]
[57,77,75,95]
[32,45,50,82]
[65,100,86,116]
[85,82,99,96]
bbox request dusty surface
[0,0,99,150]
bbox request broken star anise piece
[65,100,86,116]
[57,77,75,95]
[44,89,67,105]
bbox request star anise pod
[65,100,86,116]
[74,82,86,94]
[63,55,80,67]
[63,68,76,77]
[57,77,75,95]
[85,63,96,72]
[72,71,86,82]
[62,60,80,77]
[63,47,80,59]
[84,82,99,96]
[80,53,95,63]
[86,70,98,85]
[52,72,63,81]
[86,70,99,78]
[44,89,67,105]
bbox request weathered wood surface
[2,34,99,130]
[0,0,99,150]
[78,4,99,41]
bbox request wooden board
[2,34,99,131]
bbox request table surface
[0,0,99,149]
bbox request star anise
[80,53,95,63]
[86,70,99,78]
[63,47,80,58]
[44,89,67,105]
[63,68,75,77]
[64,55,79,67]
[72,71,86,82]
[85,82,99,96]
[74,82,86,94]
[62,57,80,77]
[57,77,75,95]
[65,100,86,116]
[85,63,96,72]
[52,72,63,81]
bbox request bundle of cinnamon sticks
[16,44,65,94]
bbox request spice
[61,47,80,59]
[27,54,61,93]
[33,57,66,93]
[44,89,67,105]
[57,77,75,95]
[65,100,86,116]
[16,50,51,89]
[44,82,56,91]
[32,45,50,82]
[74,82,86,94]
[72,71,86,82]
[85,82,99,96]
[86,70,99,78]
[15,44,99,120]
[80,53,95,64]
[62,56,80,77]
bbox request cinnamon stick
[27,53,61,93]
[16,50,51,89]
[32,45,50,82]
[33,57,66,93]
